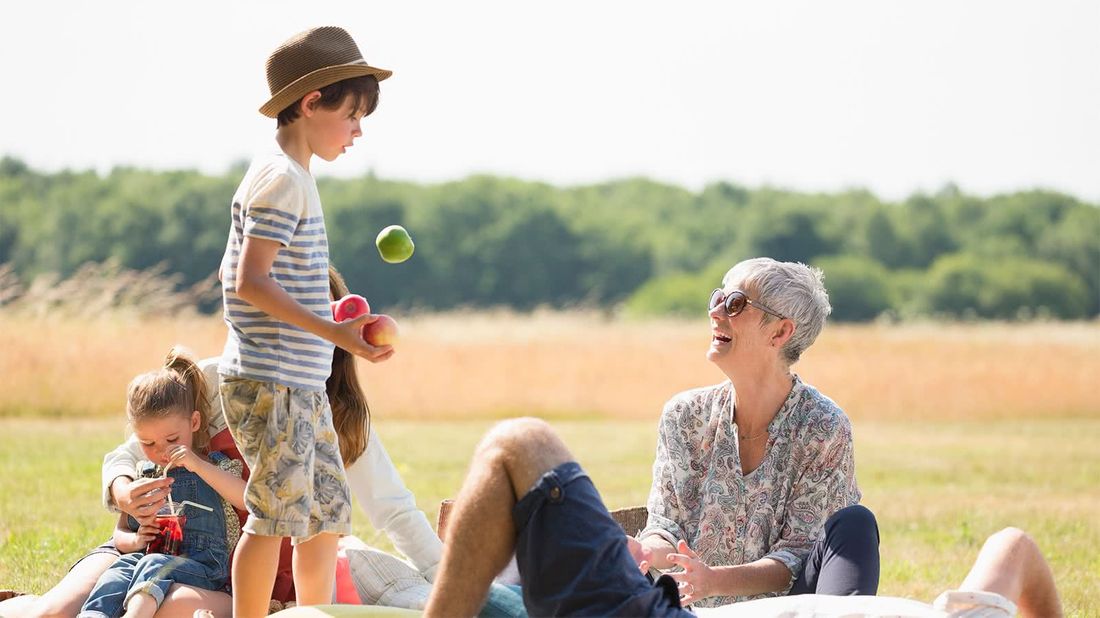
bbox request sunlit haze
[2,0,1097,201]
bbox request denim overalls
[79,452,232,618]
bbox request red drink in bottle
[149,510,186,555]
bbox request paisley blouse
[640,375,860,607]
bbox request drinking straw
[177,500,213,513]
[162,461,175,515]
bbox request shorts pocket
[220,379,272,449]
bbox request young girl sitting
[78,348,245,618]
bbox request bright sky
[2,0,1097,202]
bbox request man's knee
[476,417,572,494]
[477,417,558,460]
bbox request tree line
[1,156,1097,321]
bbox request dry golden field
[2,313,1099,612]
[1,312,1097,422]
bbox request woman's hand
[667,540,719,606]
[115,519,160,553]
[111,475,173,519]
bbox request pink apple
[362,314,399,346]
[332,294,370,322]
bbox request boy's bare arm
[235,235,394,363]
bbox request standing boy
[218,26,393,618]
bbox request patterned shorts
[219,376,352,542]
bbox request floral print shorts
[219,376,352,542]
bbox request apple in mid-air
[376,225,415,264]
[363,314,400,346]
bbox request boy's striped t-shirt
[219,152,334,392]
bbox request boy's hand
[166,445,201,472]
[112,476,173,519]
[333,314,395,363]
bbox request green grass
[1,417,1098,616]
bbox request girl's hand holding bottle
[115,519,161,554]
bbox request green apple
[376,225,415,263]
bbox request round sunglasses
[709,288,788,320]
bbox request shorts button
[549,487,562,500]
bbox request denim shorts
[512,462,690,617]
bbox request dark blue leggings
[789,504,880,595]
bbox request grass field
[1,314,1098,615]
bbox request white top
[100,358,443,578]
[220,151,334,391]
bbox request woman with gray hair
[630,257,879,608]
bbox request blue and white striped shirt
[219,153,334,392]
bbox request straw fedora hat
[260,26,392,118]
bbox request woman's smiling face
[706,282,777,369]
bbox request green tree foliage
[863,207,907,269]
[622,259,730,317]
[740,193,839,264]
[812,255,893,321]
[896,194,958,268]
[921,253,1090,319]
[0,157,1096,321]
[1035,205,1100,315]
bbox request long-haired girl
[80,348,246,618]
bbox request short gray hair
[723,258,831,365]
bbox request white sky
[1,0,1097,202]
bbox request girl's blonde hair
[327,264,371,467]
[126,347,211,452]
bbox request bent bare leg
[425,417,573,618]
[152,585,232,618]
[2,552,118,618]
[960,527,1062,618]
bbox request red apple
[332,294,370,322]
[362,314,399,346]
